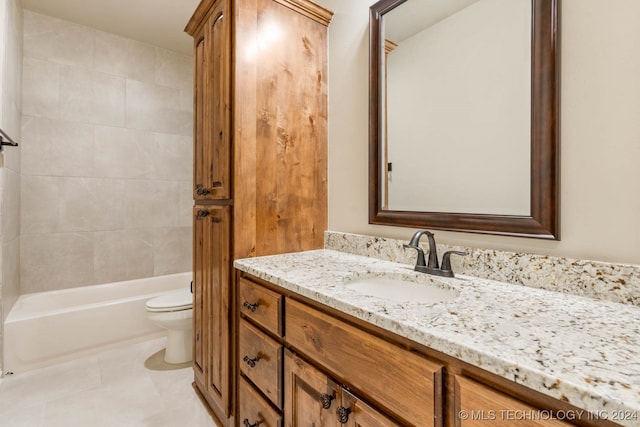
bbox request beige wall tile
[20,232,94,293]
[22,57,59,119]
[91,178,126,231]
[154,47,192,91]
[23,11,94,68]
[94,31,155,83]
[57,178,95,232]
[21,116,94,177]
[20,175,58,235]
[177,181,193,228]
[125,80,181,134]
[2,169,20,241]
[21,115,57,176]
[2,237,20,318]
[153,227,192,276]
[94,126,155,179]
[124,180,180,229]
[153,133,192,181]
[60,65,126,127]
[93,229,153,284]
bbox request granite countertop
[234,249,640,426]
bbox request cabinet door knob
[196,185,210,196]
[243,355,260,368]
[242,301,259,312]
[336,406,352,424]
[320,393,334,409]
[243,419,262,427]
[196,210,209,218]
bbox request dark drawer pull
[243,355,260,368]
[337,406,352,424]
[243,301,259,312]
[196,210,209,218]
[320,393,334,409]
[243,419,262,427]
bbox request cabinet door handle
[243,301,259,312]
[320,393,334,409]
[336,406,351,424]
[243,419,262,427]
[196,185,210,196]
[196,210,209,219]
[243,355,260,368]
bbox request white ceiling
[385,0,481,43]
[21,0,201,55]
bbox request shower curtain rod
[0,126,19,151]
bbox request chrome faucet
[403,230,467,278]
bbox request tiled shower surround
[325,231,640,306]
[19,11,193,294]
[0,0,23,373]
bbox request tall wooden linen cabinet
[185,0,332,425]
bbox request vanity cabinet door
[284,350,340,427]
[192,205,231,415]
[342,389,401,427]
[454,376,577,427]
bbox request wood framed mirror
[369,0,559,239]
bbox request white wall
[320,0,640,265]
[0,0,23,373]
[386,0,530,214]
[19,11,193,294]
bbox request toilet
[145,290,193,364]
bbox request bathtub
[4,272,192,373]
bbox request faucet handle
[440,251,468,275]
[403,244,426,268]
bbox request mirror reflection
[382,0,531,215]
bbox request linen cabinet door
[284,350,340,427]
[192,206,231,415]
[193,0,231,201]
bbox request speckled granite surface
[325,231,640,306]
[234,250,640,426]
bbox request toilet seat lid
[146,290,193,312]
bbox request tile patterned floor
[0,338,217,427]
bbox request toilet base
[164,328,193,364]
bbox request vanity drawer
[238,276,283,336]
[454,376,576,427]
[239,319,283,408]
[285,298,444,427]
[238,376,282,427]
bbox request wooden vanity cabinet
[237,273,444,427]
[186,0,332,424]
[235,272,622,427]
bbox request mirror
[369,0,559,239]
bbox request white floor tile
[0,338,216,427]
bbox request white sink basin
[344,277,459,304]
